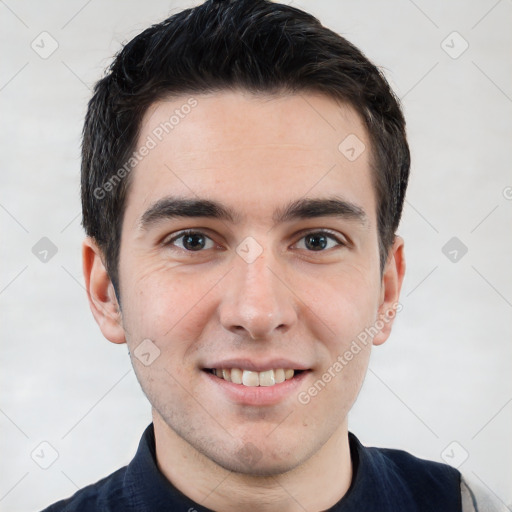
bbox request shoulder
[364,441,461,491]
[39,466,128,512]
[349,434,462,509]
[460,474,510,512]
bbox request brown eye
[304,233,328,251]
[294,231,344,251]
[182,232,206,251]
[167,231,215,252]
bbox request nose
[218,250,298,340]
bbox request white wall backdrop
[1,1,511,510]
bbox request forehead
[124,91,375,226]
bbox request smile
[207,368,301,387]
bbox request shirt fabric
[39,423,502,511]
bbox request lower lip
[203,370,310,406]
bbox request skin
[83,91,405,512]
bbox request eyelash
[164,229,346,254]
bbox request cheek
[295,342,371,442]
[120,258,221,347]
[305,264,381,345]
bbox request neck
[153,412,353,512]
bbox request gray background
[1,0,511,510]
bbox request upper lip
[204,358,310,372]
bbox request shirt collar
[124,423,371,511]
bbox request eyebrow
[138,195,368,230]
[274,197,367,225]
[139,197,240,228]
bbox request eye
[166,230,216,252]
[294,231,345,251]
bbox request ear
[373,236,406,346]
[82,237,126,344]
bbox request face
[85,91,404,475]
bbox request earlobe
[373,236,406,346]
[82,237,126,344]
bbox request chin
[214,448,305,477]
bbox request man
[42,0,504,510]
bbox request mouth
[205,368,305,387]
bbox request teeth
[242,370,260,387]
[231,368,243,385]
[258,370,275,387]
[211,368,297,387]
[274,368,285,384]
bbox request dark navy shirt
[41,423,464,511]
